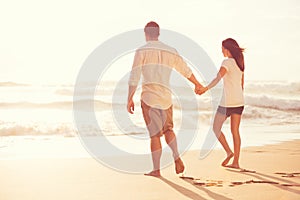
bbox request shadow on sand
[159,177,207,200]
[226,169,300,195]
[159,177,232,200]
[180,177,233,200]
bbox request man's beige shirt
[128,41,192,109]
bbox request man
[127,21,203,177]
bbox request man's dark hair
[144,21,160,38]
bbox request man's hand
[127,99,135,114]
[127,85,137,114]
[195,85,208,95]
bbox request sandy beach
[0,139,299,200]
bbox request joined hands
[195,84,208,95]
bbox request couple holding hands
[127,21,245,177]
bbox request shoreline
[1,122,300,160]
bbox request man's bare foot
[226,164,240,169]
[144,170,161,177]
[175,158,185,174]
[221,153,234,167]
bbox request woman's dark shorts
[217,106,244,118]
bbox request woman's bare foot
[221,153,234,167]
[226,163,240,169]
[144,170,161,177]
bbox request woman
[198,38,245,169]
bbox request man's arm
[127,50,142,114]
[127,85,137,114]
[187,73,204,92]
[172,53,204,92]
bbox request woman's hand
[195,85,208,95]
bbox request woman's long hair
[222,38,245,72]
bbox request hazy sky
[1,0,299,84]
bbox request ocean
[0,80,300,154]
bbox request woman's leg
[213,112,234,166]
[228,114,242,168]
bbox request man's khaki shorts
[141,101,174,138]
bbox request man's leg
[164,130,184,174]
[141,101,163,177]
[145,136,162,177]
[163,106,184,174]
[164,130,179,159]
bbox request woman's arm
[241,72,244,90]
[206,67,227,90]
[196,67,227,94]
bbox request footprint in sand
[275,172,300,178]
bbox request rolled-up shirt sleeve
[128,50,143,86]
[172,51,192,78]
